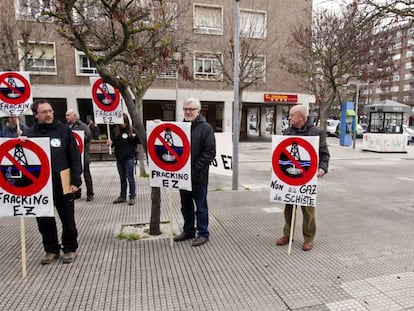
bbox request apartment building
[360,24,414,125]
[5,0,314,137]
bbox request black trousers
[83,161,94,196]
[36,192,78,254]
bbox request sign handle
[20,218,27,278]
[106,121,112,155]
[16,117,21,135]
[168,188,173,248]
[287,204,297,256]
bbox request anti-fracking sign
[210,132,232,177]
[90,77,123,124]
[0,71,33,115]
[0,137,54,217]
[72,130,85,168]
[147,121,192,191]
[270,135,319,207]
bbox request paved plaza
[0,137,413,310]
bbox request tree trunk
[117,87,162,235]
[149,187,161,235]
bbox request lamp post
[232,0,240,190]
[352,80,360,149]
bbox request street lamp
[173,52,181,107]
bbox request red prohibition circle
[91,78,120,112]
[0,72,31,105]
[0,139,50,196]
[148,123,190,172]
[272,137,318,186]
[72,131,84,155]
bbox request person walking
[65,109,94,201]
[25,99,82,264]
[174,97,216,247]
[107,113,140,206]
[88,120,100,140]
[275,104,330,251]
[0,114,28,137]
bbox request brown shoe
[173,232,195,242]
[192,237,209,247]
[62,252,77,264]
[302,241,313,251]
[40,252,59,265]
[113,197,126,204]
[276,236,289,245]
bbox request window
[194,53,221,80]
[392,53,401,61]
[16,0,51,20]
[405,62,412,69]
[75,51,98,76]
[369,112,403,133]
[245,56,266,82]
[193,4,223,35]
[157,63,178,79]
[18,41,56,74]
[406,50,414,58]
[240,9,266,39]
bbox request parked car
[326,119,340,137]
[402,125,414,145]
[356,124,364,138]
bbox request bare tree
[40,0,189,235]
[360,0,414,23]
[214,5,279,136]
[281,2,397,132]
[0,1,36,71]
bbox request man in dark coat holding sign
[276,104,330,251]
[174,97,216,247]
[25,99,82,264]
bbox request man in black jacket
[276,104,330,251]
[25,99,82,264]
[174,97,216,247]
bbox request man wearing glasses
[174,98,216,247]
[25,99,82,264]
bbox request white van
[327,119,340,137]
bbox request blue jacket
[0,124,29,138]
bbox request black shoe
[173,232,195,242]
[192,237,209,247]
[86,195,94,202]
[74,190,81,200]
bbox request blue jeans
[179,185,209,238]
[116,157,136,199]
